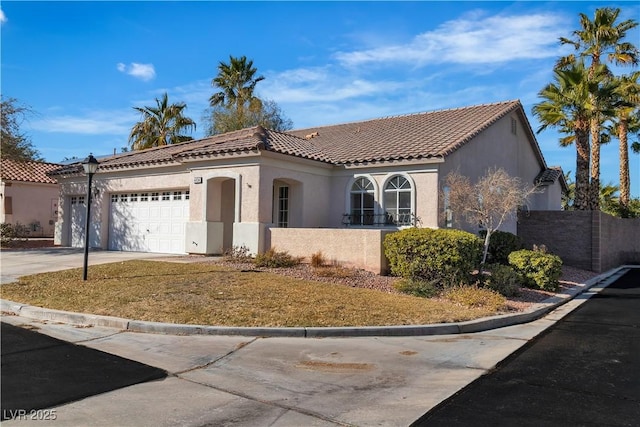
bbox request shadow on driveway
[1,322,167,420]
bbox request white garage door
[108,190,190,254]
[69,195,100,248]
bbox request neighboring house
[50,100,566,272]
[1,159,61,237]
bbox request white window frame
[346,174,379,226]
[381,173,416,227]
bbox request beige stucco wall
[439,113,559,234]
[259,156,333,227]
[325,164,441,229]
[267,227,395,274]
[1,181,59,237]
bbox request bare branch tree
[444,168,539,268]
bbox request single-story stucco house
[1,159,61,238]
[50,100,566,273]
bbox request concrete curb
[1,265,634,337]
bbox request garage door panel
[109,191,189,254]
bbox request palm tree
[533,62,595,210]
[129,93,196,150]
[209,55,265,131]
[557,7,639,209]
[609,71,640,210]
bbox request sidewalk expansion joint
[172,337,260,376]
[177,376,356,427]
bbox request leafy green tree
[608,71,640,209]
[129,93,196,150]
[1,96,42,161]
[533,62,597,210]
[205,99,293,135]
[206,56,292,135]
[210,55,264,125]
[557,7,639,210]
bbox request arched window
[384,175,413,225]
[350,177,375,225]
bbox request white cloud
[117,62,156,81]
[334,12,568,68]
[31,110,134,135]
[0,8,7,24]
[261,66,404,104]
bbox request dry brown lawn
[0,260,506,327]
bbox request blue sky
[2,1,639,197]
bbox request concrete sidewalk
[0,303,589,427]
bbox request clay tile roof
[0,159,61,184]
[50,100,527,173]
[535,168,563,185]
[288,100,523,165]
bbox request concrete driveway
[0,247,180,284]
[0,248,631,426]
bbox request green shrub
[442,285,507,311]
[508,249,562,292]
[479,230,522,265]
[394,278,440,298]
[254,248,302,268]
[483,264,521,297]
[384,228,482,287]
[0,222,28,246]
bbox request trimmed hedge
[508,249,563,292]
[384,228,482,287]
[479,230,523,265]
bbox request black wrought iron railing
[342,212,416,227]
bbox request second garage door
[108,190,190,254]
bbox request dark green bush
[384,228,482,287]
[508,249,562,292]
[254,248,302,268]
[479,230,523,265]
[483,264,521,297]
[0,222,28,246]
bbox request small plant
[483,264,521,297]
[442,285,507,311]
[254,247,302,268]
[508,249,562,292]
[310,251,327,268]
[394,278,440,298]
[223,245,252,262]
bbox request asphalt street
[412,268,640,426]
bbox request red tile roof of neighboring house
[1,159,60,184]
[49,100,546,174]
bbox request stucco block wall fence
[518,211,640,272]
[267,228,395,274]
